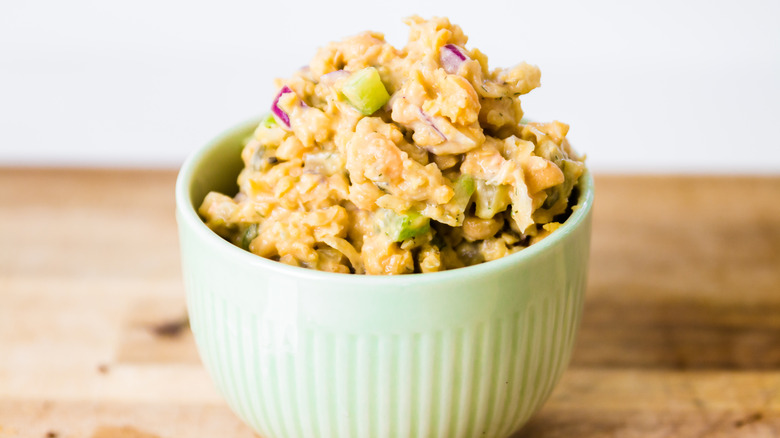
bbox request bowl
[175,119,594,438]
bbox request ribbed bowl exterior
[183,272,586,438]
[176,121,594,438]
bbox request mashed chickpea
[200,16,586,275]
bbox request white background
[1,0,779,173]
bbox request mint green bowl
[175,120,594,438]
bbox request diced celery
[474,179,511,219]
[455,174,476,200]
[240,224,258,250]
[542,159,584,211]
[260,113,277,128]
[378,209,430,242]
[249,145,267,171]
[303,152,343,176]
[341,67,390,115]
[447,174,476,225]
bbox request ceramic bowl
[175,119,594,438]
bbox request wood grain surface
[1,169,779,438]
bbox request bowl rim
[176,118,594,286]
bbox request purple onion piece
[419,108,447,141]
[440,44,469,74]
[271,85,294,128]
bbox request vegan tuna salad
[199,16,586,275]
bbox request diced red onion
[440,44,468,74]
[419,108,447,141]
[271,85,294,128]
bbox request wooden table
[1,169,778,438]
